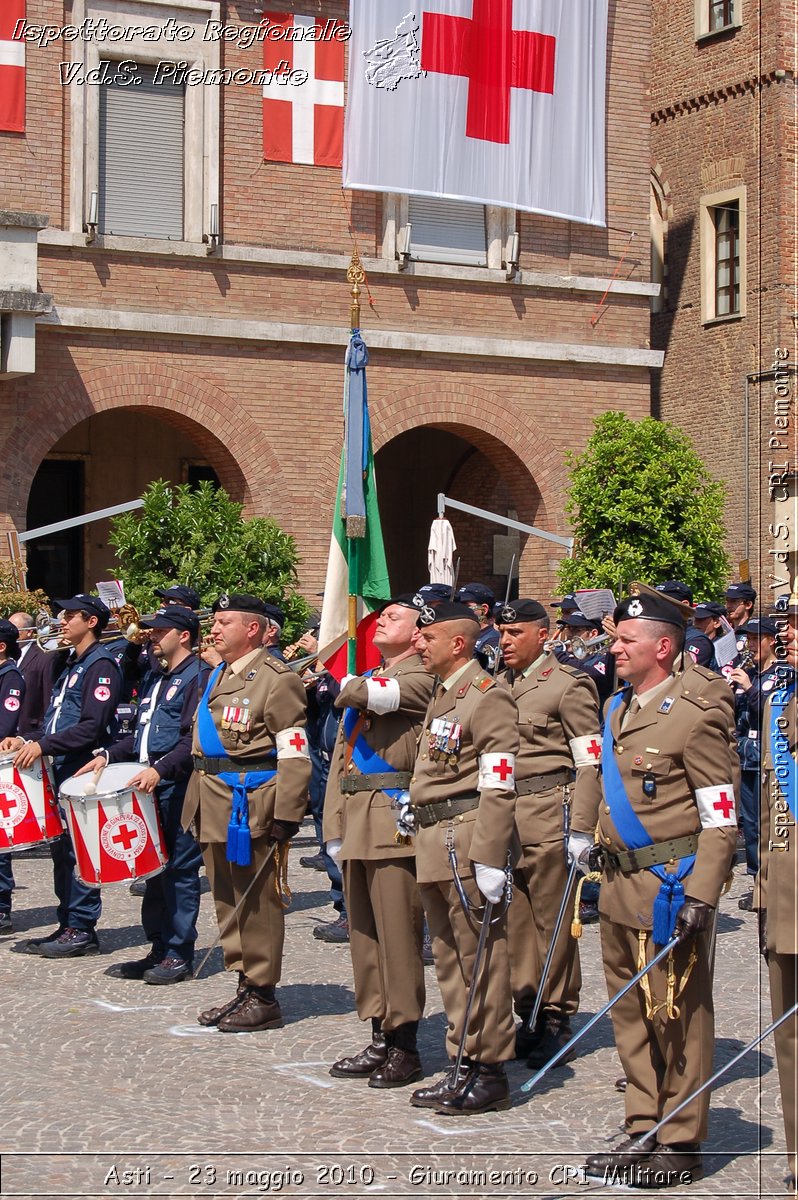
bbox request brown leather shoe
[409,1063,470,1109]
[368,1047,423,1089]
[197,973,248,1027]
[329,1035,387,1079]
[585,1132,658,1176]
[632,1143,703,1187]
[217,989,284,1033]
[434,1061,511,1115]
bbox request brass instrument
[543,637,570,653]
[570,633,612,661]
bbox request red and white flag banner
[344,0,607,225]
[0,0,25,134]
[263,11,345,167]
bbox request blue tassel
[226,816,239,865]
[236,822,252,867]
[652,876,684,945]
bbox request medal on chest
[222,704,251,734]
[428,717,462,763]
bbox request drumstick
[83,761,104,796]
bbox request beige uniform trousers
[343,856,426,1031]
[769,951,798,1179]
[420,873,515,1064]
[507,834,581,1021]
[600,919,714,1144]
[202,835,285,988]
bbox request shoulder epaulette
[262,654,288,674]
[473,672,495,693]
[679,686,713,710]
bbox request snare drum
[59,763,168,886]
[0,751,63,852]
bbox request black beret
[381,593,425,612]
[155,585,201,610]
[262,602,285,628]
[212,593,269,617]
[655,580,694,604]
[140,606,200,634]
[497,598,548,624]
[615,585,688,630]
[725,582,757,603]
[456,583,495,606]
[416,600,480,628]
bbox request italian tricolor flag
[317,331,391,679]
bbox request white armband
[365,676,401,715]
[478,752,516,790]
[569,734,603,768]
[695,785,736,828]
[276,727,311,759]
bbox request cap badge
[218,594,230,610]
[501,605,516,623]
[412,593,425,608]
[628,599,643,617]
[419,605,436,625]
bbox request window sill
[696,23,742,44]
[702,311,745,327]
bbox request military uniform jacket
[500,653,601,846]
[183,648,310,842]
[410,658,519,883]
[323,654,434,860]
[757,681,798,955]
[572,671,737,928]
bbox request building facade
[1,0,659,603]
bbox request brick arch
[0,364,288,530]
[370,382,568,536]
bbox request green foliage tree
[0,566,50,620]
[557,412,730,598]
[108,481,309,640]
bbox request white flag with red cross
[344,0,607,225]
[0,0,25,134]
[263,11,346,167]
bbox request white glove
[340,674,357,689]
[395,798,416,840]
[567,832,593,876]
[326,838,343,862]
[474,862,505,905]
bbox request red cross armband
[569,734,603,768]
[365,676,401,715]
[276,727,311,760]
[695,785,737,827]
[478,752,516,790]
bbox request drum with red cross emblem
[0,751,63,852]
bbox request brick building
[651,0,797,595]
[1,0,659,604]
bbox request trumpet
[544,638,571,653]
[570,633,611,661]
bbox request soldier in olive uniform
[323,594,434,1088]
[183,594,311,1033]
[496,599,602,1066]
[407,601,519,1115]
[756,589,798,1190]
[570,586,737,1186]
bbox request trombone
[570,633,612,661]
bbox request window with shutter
[407,196,488,266]
[99,63,185,239]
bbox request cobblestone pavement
[0,829,790,1200]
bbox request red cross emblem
[421,0,556,144]
[492,758,513,782]
[0,793,18,819]
[112,824,138,852]
[372,677,390,688]
[713,791,734,821]
[587,739,602,761]
[289,732,306,753]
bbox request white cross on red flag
[263,12,345,167]
[0,0,25,134]
[344,0,608,225]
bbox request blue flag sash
[343,697,405,802]
[602,689,697,944]
[197,663,276,867]
[769,682,797,822]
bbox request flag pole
[345,249,365,675]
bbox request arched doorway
[375,423,553,598]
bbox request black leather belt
[340,772,412,794]
[605,834,699,874]
[516,769,573,796]
[193,754,276,776]
[413,793,480,828]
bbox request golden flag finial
[347,248,364,330]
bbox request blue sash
[769,682,797,821]
[197,663,277,867]
[602,689,697,944]
[343,687,405,802]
